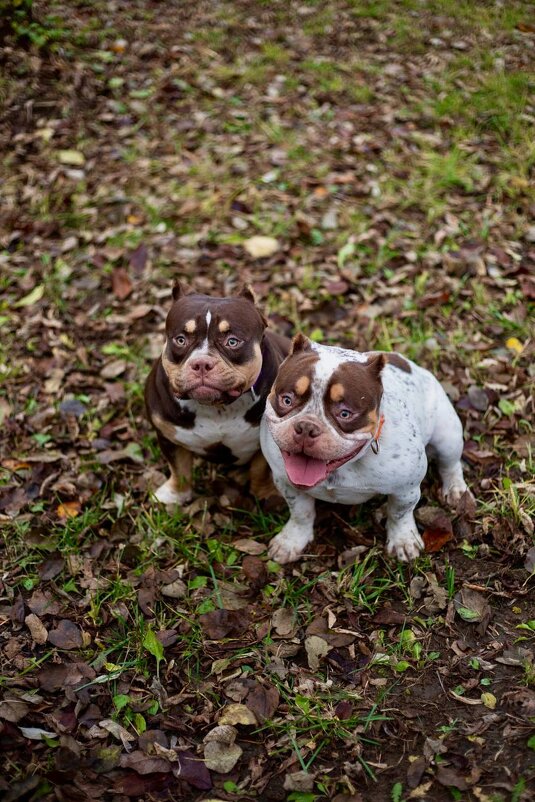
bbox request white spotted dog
[145,284,290,504]
[260,334,473,563]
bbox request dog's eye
[339,409,353,420]
[281,394,294,407]
[226,336,241,348]
[174,335,187,347]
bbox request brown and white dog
[260,335,472,563]
[145,284,290,504]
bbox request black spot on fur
[203,443,237,464]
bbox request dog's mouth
[181,382,244,403]
[282,439,371,488]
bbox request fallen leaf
[14,285,45,308]
[272,608,295,637]
[245,683,279,723]
[243,236,280,259]
[112,267,134,300]
[242,555,267,591]
[505,337,524,354]
[48,620,83,650]
[58,149,85,165]
[203,725,242,773]
[480,692,497,709]
[99,718,137,748]
[0,697,30,723]
[305,635,330,670]
[372,608,407,625]
[19,726,57,741]
[233,538,266,555]
[100,359,127,379]
[119,750,171,774]
[454,589,492,632]
[57,501,81,519]
[435,766,469,790]
[25,613,48,644]
[199,609,249,639]
[218,703,258,726]
[129,243,148,276]
[38,661,95,691]
[174,750,212,790]
[284,769,316,791]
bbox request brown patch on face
[218,319,230,333]
[329,382,344,402]
[385,353,411,373]
[184,319,196,333]
[161,351,186,395]
[325,356,384,433]
[295,375,310,396]
[271,351,319,416]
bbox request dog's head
[265,335,385,487]
[162,284,267,404]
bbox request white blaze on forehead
[205,310,212,328]
[309,344,368,397]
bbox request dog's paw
[268,523,313,565]
[386,526,424,562]
[441,480,474,510]
[153,480,192,506]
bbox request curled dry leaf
[218,703,258,726]
[203,725,242,773]
[25,613,48,645]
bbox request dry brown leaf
[25,614,48,645]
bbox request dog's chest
[163,396,260,464]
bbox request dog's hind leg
[427,385,472,508]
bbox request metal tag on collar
[371,438,380,455]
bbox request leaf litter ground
[0,2,534,801]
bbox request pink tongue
[283,452,328,487]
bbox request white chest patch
[160,395,260,465]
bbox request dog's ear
[239,284,256,304]
[172,280,188,300]
[366,353,386,379]
[290,333,312,354]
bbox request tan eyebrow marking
[218,320,230,333]
[330,383,344,402]
[184,319,196,333]
[295,375,310,396]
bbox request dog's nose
[293,420,321,440]
[190,356,215,374]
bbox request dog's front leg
[385,487,423,561]
[268,481,316,564]
[154,433,193,505]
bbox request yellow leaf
[14,285,45,307]
[505,337,524,354]
[243,236,280,259]
[57,501,81,519]
[58,149,85,166]
[480,692,496,709]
